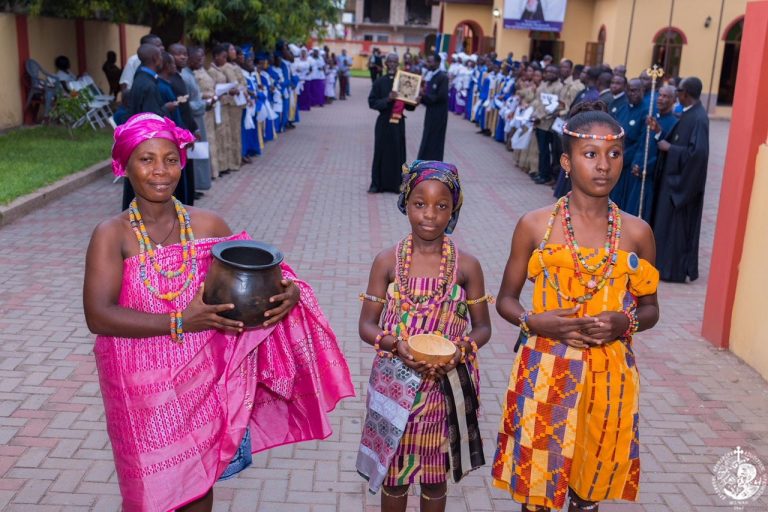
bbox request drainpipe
[663,0,675,72]
[706,0,726,112]
[624,0,637,65]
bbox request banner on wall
[504,0,568,32]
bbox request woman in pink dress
[83,113,354,511]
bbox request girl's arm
[359,249,430,374]
[358,250,393,349]
[461,252,492,350]
[496,214,534,325]
[633,220,660,333]
[580,218,659,342]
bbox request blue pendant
[627,252,640,272]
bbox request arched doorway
[717,16,744,106]
[652,27,686,79]
[584,25,606,66]
[450,20,483,55]
[530,31,563,63]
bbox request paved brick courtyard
[1,77,767,511]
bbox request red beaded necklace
[537,194,622,304]
[394,234,456,319]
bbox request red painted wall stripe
[75,19,86,76]
[701,1,768,348]
[16,14,31,125]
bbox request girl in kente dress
[492,102,660,511]
[356,161,492,512]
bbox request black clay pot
[203,240,284,327]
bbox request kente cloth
[492,244,659,509]
[397,160,463,235]
[94,231,354,511]
[357,267,484,493]
[111,113,196,177]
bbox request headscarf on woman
[111,113,196,177]
[397,160,464,234]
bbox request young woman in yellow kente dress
[492,101,660,512]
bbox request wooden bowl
[408,334,456,365]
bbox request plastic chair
[24,59,60,119]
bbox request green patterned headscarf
[398,160,463,234]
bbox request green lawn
[350,68,371,78]
[0,126,113,205]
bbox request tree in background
[11,0,341,48]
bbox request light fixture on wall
[493,8,501,18]
[705,16,712,28]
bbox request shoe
[533,176,549,184]
[194,192,204,199]
[242,157,252,164]
[476,129,485,134]
[286,123,296,129]
[367,186,380,194]
[219,170,231,175]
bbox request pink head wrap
[111,113,196,177]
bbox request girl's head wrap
[398,160,463,234]
[111,113,196,177]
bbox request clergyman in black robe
[368,53,415,194]
[417,54,449,161]
[651,77,709,282]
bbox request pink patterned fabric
[94,231,354,511]
[111,113,196,177]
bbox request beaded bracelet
[169,310,184,344]
[359,292,387,304]
[621,308,639,340]
[374,330,394,358]
[518,310,533,337]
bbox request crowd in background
[90,34,345,209]
[366,47,708,284]
[440,51,691,220]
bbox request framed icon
[392,69,422,105]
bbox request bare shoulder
[515,206,554,240]
[90,211,127,245]
[187,207,233,238]
[455,245,484,286]
[456,245,481,273]
[620,211,654,252]
[372,245,396,269]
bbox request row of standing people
[118,35,342,211]
[447,54,709,284]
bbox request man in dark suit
[417,54,450,161]
[122,43,178,210]
[651,77,709,282]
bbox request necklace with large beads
[129,197,198,301]
[536,195,622,304]
[394,234,456,322]
[561,194,621,290]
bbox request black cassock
[651,102,709,282]
[417,71,449,161]
[368,74,414,193]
